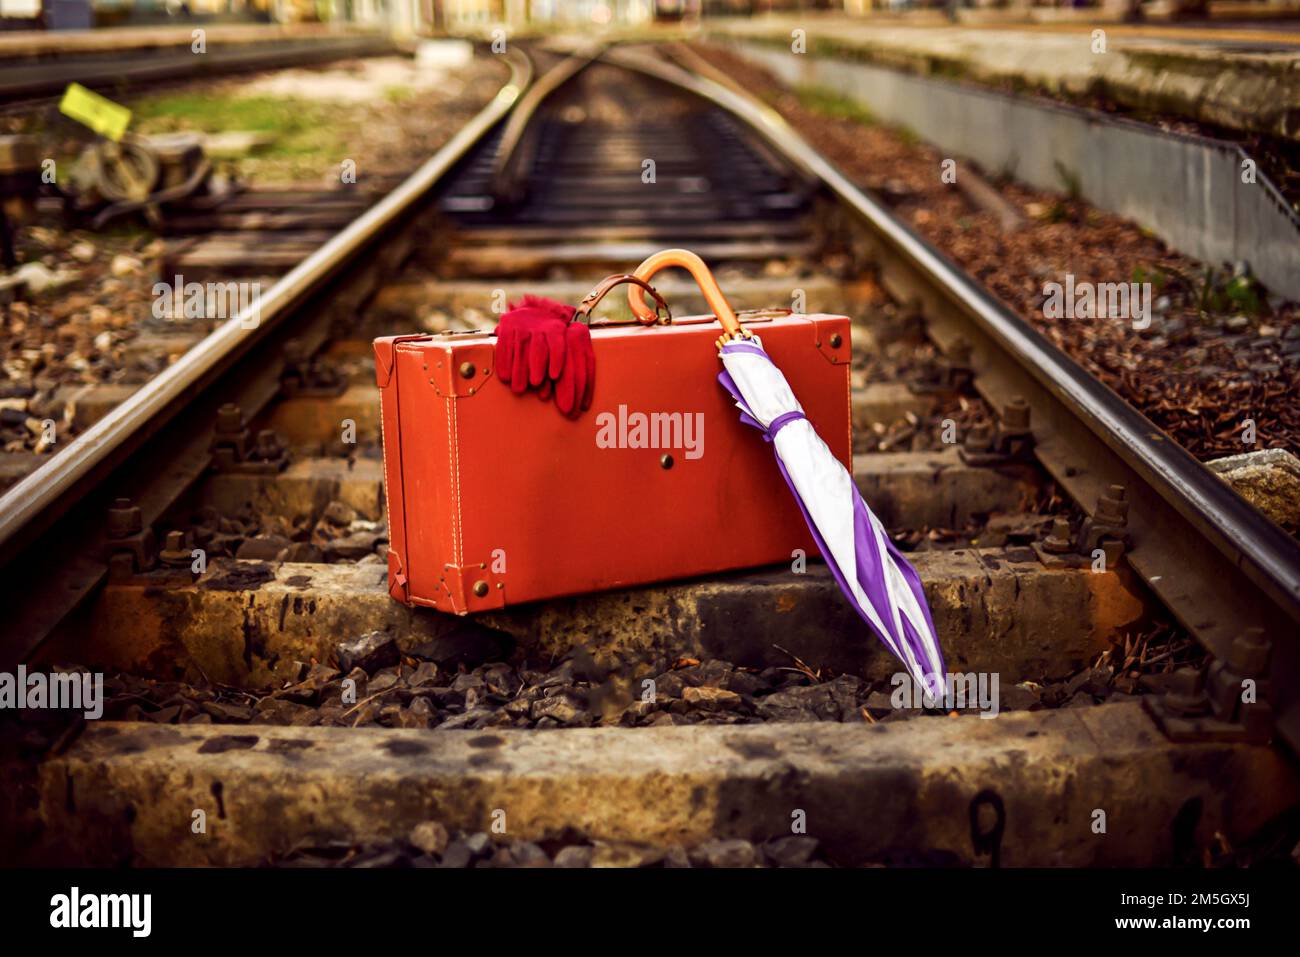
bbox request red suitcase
[374,263,852,614]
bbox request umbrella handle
[627,248,745,339]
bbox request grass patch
[792,86,876,127]
[129,92,356,182]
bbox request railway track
[3,40,1298,868]
[0,33,398,108]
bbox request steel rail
[489,43,602,205]
[0,49,533,565]
[607,45,1300,743]
[610,44,1300,623]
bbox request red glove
[555,321,595,417]
[495,296,573,394]
[494,295,594,417]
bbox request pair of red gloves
[494,296,595,417]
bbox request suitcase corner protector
[442,561,506,613]
[811,316,852,365]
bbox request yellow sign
[58,83,132,142]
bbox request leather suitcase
[374,307,852,613]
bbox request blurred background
[6,0,1294,36]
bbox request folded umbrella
[627,249,946,699]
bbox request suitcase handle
[627,248,745,339]
[576,274,671,325]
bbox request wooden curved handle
[627,249,743,338]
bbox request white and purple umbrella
[716,337,945,697]
[628,249,946,697]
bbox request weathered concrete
[711,17,1300,141]
[55,383,139,431]
[263,382,380,447]
[367,274,859,327]
[24,703,1300,866]
[722,37,1300,301]
[852,381,932,429]
[197,456,384,523]
[196,448,1032,532]
[853,448,1039,528]
[55,549,1146,688]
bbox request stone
[439,841,473,868]
[725,670,766,695]
[1113,675,1139,695]
[662,846,691,868]
[691,659,734,686]
[755,683,838,722]
[438,708,493,730]
[322,501,358,526]
[1206,449,1300,532]
[280,542,323,562]
[431,687,465,708]
[351,848,407,869]
[407,621,512,668]
[1000,684,1041,711]
[682,686,743,711]
[335,630,400,675]
[110,254,143,277]
[275,663,341,705]
[409,821,449,857]
[590,842,665,868]
[690,838,759,868]
[235,535,292,560]
[325,531,381,561]
[1082,666,1114,697]
[15,262,76,294]
[553,845,593,868]
[652,671,688,698]
[763,835,820,867]
[200,701,254,723]
[451,673,485,693]
[865,689,897,713]
[147,705,181,724]
[531,693,585,725]
[463,832,492,856]
[504,697,533,718]
[385,706,429,729]
[408,662,440,687]
[621,699,656,722]
[479,662,518,695]
[254,698,316,724]
[510,842,552,868]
